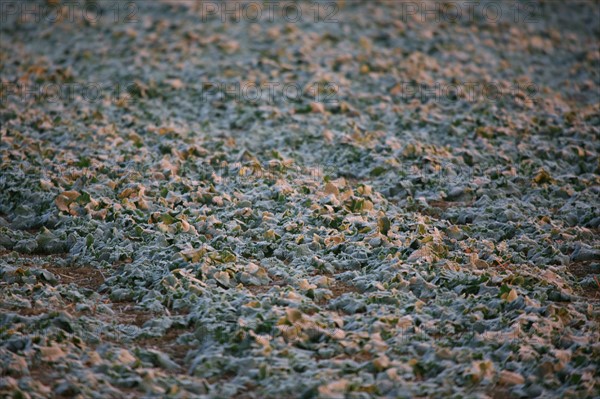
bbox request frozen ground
[0,1,599,398]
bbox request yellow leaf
[324,182,339,197]
[286,308,303,323]
[179,219,190,232]
[499,370,525,385]
[165,79,183,89]
[325,235,345,247]
[533,169,552,184]
[119,187,136,199]
[310,102,325,113]
[373,355,390,371]
[55,191,80,212]
[40,345,66,362]
[502,288,519,302]
[180,247,206,263]
[40,179,54,190]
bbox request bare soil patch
[568,260,600,300]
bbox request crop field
[0,1,599,398]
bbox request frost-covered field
[1,1,599,398]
